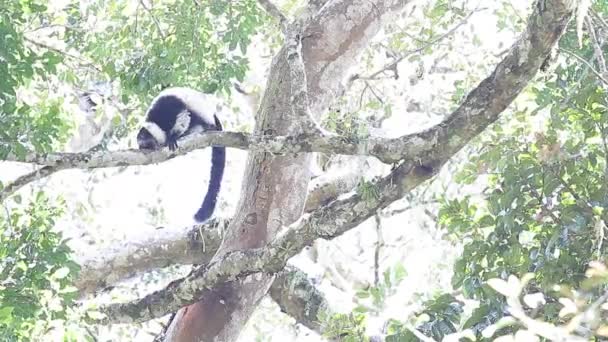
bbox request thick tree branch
[269,266,328,334]
[76,173,352,296]
[1,130,428,168]
[96,0,575,324]
[0,165,64,202]
[99,158,439,324]
[75,220,226,296]
[154,266,331,342]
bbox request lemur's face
[137,127,160,150]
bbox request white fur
[172,109,191,136]
[143,121,166,144]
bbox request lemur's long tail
[194,115,225,223]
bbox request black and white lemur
[136,87,225,223]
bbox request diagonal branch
[348,6,485,85]
[97,0,576,323]
[95,160,435,324]
[268,266,329,335]
[75,174,352,296]
[0,165,65,202]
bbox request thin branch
[257,0,288,33]
[590,9,608,33]
[139,0,166,40]
[373,214,383,286]
[23,37,101,72]
[560,48,608,86]
[585,16,607,76]
[0,141,110,203]
[380,198,439,217]
[349,7,486,85]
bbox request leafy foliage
[414,3,608,341]
[355,264,408,315]
[63,0,263,98]
[320,264,406,341]
[357,179,381,204]
[321,311,369,342]
[335,2,608,341]
[0,0,68,158]
[385,294,465,342]
[0,193,80,341]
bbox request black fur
[194,114,225,223]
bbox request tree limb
[257,0,288,33]
[1,130,433,168]
[0,165,64,202]
[268,266,329,335]
[75,171,355,296]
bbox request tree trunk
[165,1,413,341]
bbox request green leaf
[52,267,71,280]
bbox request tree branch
[0,130,439,168]
[23,36,101,72]
[348,6,485,85]
[139,0,166,40]
[75,172,355,296]
[0,165,64,202]
[75,220,226,296]
[560,48,608,85]
[268,266,329,335]
[257,0,288,33]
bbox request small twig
[349,7,486,86]
[358,82,370,110]
[597,121,608,180]
[139,0,166,40]
[365,81,385,104]
[380,199,439,217]
[590,9,608,32]
[585,16,608,77]
[531,186,562,225]
[560,48,608,86]
[134,1,141,35]
[23,37,101,72]
[3,203,13,231]
[505,0,525,23]
[373,214,383,286]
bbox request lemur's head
[136,122,166,150]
